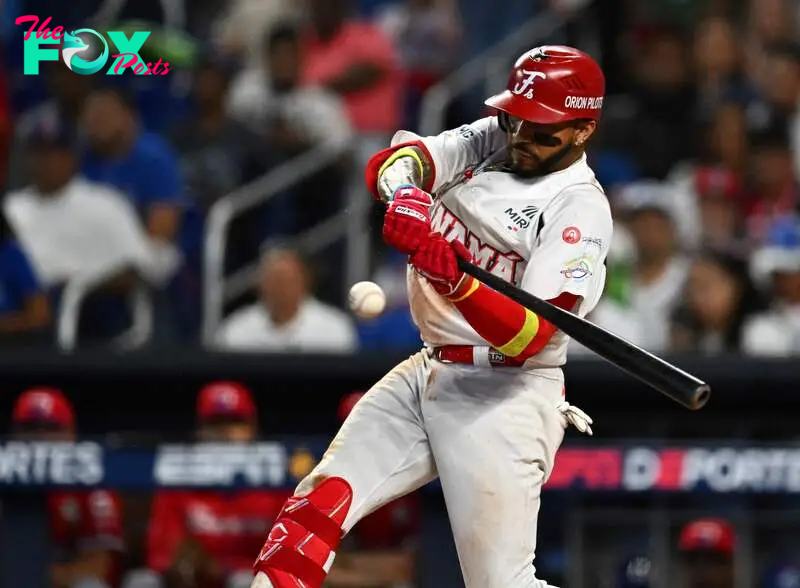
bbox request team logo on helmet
[511,70,546,100]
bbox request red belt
[432,345,525,367]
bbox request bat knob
[691,384,711,410]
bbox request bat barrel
[691,384,712,411]
[457,258,712,411]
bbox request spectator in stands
[0,215,51,342]
[212,0,300,63]
[376,0,462,130]
[599,26,697,179]
[759,42,800,122]
[301,0,401,162]
[678,518,735,588]
[215,246,357,352]
[170,54,265,211]
[3,121,164,342]
[746,0,799,49]
[145,381,288,588]
[691,15,757,123]
[759,42,800,177]
[327,391,421,587]
[603,182,691,351]
[11,387,125,588]
[227,23,353,152]
[745,123,799,244]
[685,168,746,253]
[668,101,750,205]
[355,249,420,351]
[80,87,184,277]
[742,241,800,355]
[8,64,93,189]
[80,86,191,340]
[670,250,764,354]
[226,22,354,236]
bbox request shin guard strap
[284,500,343,547]
[258,545,326,587]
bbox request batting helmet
[485,45,605,125]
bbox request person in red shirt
[11,387,125,588]
[301,0,401,138]
[325,392,421,588]
[145,382,289,588]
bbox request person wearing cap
[326,392,421,588]
[677,518,735,588]
[8,62,94,190]
[2,119,168,341]
[601,181,691,352]
[11,387,125,588]
[742,223,800,355]
[145,381,290,588]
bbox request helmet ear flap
[497,111,510,132]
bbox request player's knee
[254,477,353,588]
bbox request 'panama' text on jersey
[431,205,523,282]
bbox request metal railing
[418,10,568,136]
[202,141,355,344]
[57,265,154,351]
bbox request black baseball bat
[457,258,711,411]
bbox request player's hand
[410,233,473,297]
[382,185,433,254]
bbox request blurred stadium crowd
[0,0,796,356]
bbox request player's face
[682,553,733,588]
[198,421,256,443]
[505,117,593,177]
[13,423,75,442]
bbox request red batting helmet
[485,45,605,125]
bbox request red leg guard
[254,477,353,588]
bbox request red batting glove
[409,233,474,297]
[382,185,433,254]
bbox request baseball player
[251,45,612,588]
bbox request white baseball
[348,281,386,319]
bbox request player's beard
[509,142,576,178]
